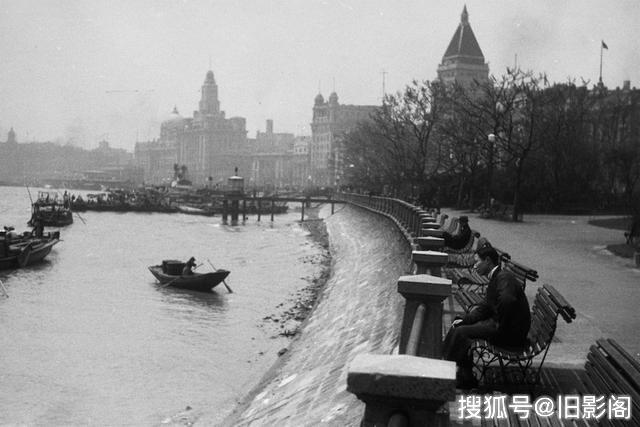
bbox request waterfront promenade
[454,209,640,360]
[223,204,640,426]
[224,204,412,426]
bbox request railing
[337,193,432,243]
[340,192,457,426]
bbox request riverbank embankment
[222,204,412,426]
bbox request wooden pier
[220,195,344,224]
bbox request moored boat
[148,261,230,292]
[29,191,73,227]
[0,227,61,269]
[176,204,215,216]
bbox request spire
[200,69,220,115]
[437,5,489,84]
[442,6,485,61]
[205,70,216,84]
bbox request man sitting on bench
[443,215,472,250]
[442,246,531,388]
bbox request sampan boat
[0,229,61,270]
[148,261,230,292]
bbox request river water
[0,186,326,426]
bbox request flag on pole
[602,40,608,49]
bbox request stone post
[397,274,451,358]
[415,237,445,254]
[421,222,441,231]
[421,214,437,224]
[421,229,445,239]
[347,354,455,427]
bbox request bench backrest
[446,230,480,254]
[527,284,576,353]
[503,259,539,290]
[438,214,448,228]
[585,338,640,418]
[490,246,537,290]
[445,217,459,235]
[493,246,511,261]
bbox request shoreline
[260,206,332,339]
[219,205,333,425]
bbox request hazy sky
[1,0,639,150]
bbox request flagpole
[599,43,603,84]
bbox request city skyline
[1,0,639,150]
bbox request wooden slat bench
[448,253,537,305]
[443,230,481,255]
[438,213,448,228]
[469,339,640,426]
[446,252,476,268]
[503,258,539,290]
[469,284,576,387]
[444,242,508,270]
[581,338,640,425]
[452,251,538,300]
[444,216,460,235]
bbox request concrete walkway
[223,205,412,426]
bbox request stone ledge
[347,354,456,402]
[397,273,451,297]
[421,223,440,230]
[411,250,448,265]
[421,229,444,238]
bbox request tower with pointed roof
[437,6,489,85]
[135,70,249,185]
[0,127,20,182]
[199,70,221,115]
[6,127,17,145]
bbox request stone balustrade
[397,274,451,358]
[347,354,455,427]
[339,193,456,426]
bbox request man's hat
[476,237,492,249]
[459,216,469,223]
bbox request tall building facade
[135,70,250,186]
[437,6,489,86]
[310,92,377,187]
[292,135,311,189]
[250,119,296,189]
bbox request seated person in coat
[443,216,472,250]
[442,246,531,388]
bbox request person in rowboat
[182,257,196,275]
[32,219,44,238]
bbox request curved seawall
[224,204,412,426]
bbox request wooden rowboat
[148,265,230,292]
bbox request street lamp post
[486,101,505,207]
